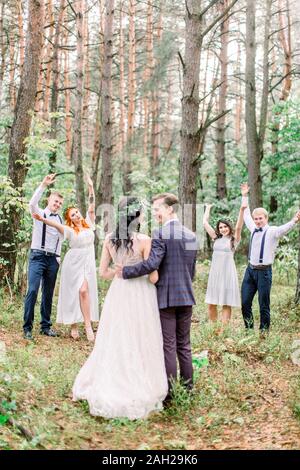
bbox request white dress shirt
[29,184,63,254]
[242,196,295,265]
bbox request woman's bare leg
[221,305,232,324]
[79,279,94,341]
[208,304,218,322]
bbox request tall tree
[245,0,272,210]
[0,0,7,107]
[179,0,237,230]
[72,0,86,214]
[123,0,136,194]
[49,0,66,172]
[295,228,300,305]
[215,0,229,200]
[0,0,45,284]
[96,0,115,232]
[270,0,292,213]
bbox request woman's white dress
[72,237,168,420]
[56,214,99,324]
[205,236,241,307]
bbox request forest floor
[0,263,300,450]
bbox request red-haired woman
[32,176,99,341]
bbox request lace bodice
[213,236,238,253]
[63,213,95,249]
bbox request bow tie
[254,227,263,233]
[49,213,58,217]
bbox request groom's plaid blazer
[123,220,198,309]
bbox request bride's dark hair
[110,196,142,252]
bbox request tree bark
[179,0,238,229]
[179,1,203,230]
[215,0,229,200]
[123,0,136,194]
[97,0,115,231]
[270,0,292,213]
[49,0,66,172]
[71,0,86,214]
[0,0,45,284]
[295,228,300,305]
[245,0,261,210]
[0,1,7,107]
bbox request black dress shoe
[23,331,33,340]
[40,329,60,337]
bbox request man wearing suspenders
[241,183,300,333]
[23,174,64,340]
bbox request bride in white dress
[32,176,99,341]
[72,197,168,420]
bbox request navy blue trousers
[241,265,272,330]
[23,251,59,332]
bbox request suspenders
[248,228,268,264]
[41,213,62,254]
[41,212,47,250]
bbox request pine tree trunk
[72,0,86,214]
[270,0,292,213]
[63,27,72,160]
[215,0,229,200]
[235,35,242,145]
[42,0,54,119]
[82,10,91,151]
[17,0,25,70]
[245,0,262,210]
[295,228,300,305]
[49,0,65,172]
[0,1,7,107]
[0,0,45,284]
[9,26,17,111]
[97,0,115,224]
[123,0,136,194]
[179,1,203,230]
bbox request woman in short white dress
[203,201,246,324]
[32,176,99,341]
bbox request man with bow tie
[240,183,300,333]
[23,174,64,340]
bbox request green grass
[0,262,300,449]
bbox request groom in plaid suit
[117,193,198,402]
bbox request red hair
[64,207,90,234]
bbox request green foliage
[265,100,300,222]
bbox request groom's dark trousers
[123,220,198,395]
[23,250,59,332]
[159,306,193,391]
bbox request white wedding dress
[56,213,99,324]
[72,237,168,420]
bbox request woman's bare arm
[32,213,64,235]
[142,237,159,284]
[99,237,116,280]
[86,175,95,224]
[203,204,217,239]
[234,203,246,244]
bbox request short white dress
[56,214,99,324]
[205,236,241,307]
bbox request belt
[31,249,60,258]
[249,263,271,270]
